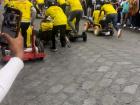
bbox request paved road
[1,19,140,105]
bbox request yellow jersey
[66,0,83,11]
[4,0,9,6]
[7,0,16,7]
[93,10,104,24]
[9,0,33,22]
[101,4,117,15]
[57,0,66,5]
[45,6,67,26]
[36,0,44,4]
[40,21,53,31]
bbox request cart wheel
[35,38,44,53]
[82,32,87,42]
[68,32,76,42]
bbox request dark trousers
[68,10,83,33]
[99,20,107,29]
[132,12,140,27]
[137,13,140,27]
[117,8,122,23]
[91,5,95,16]
[106,13,119,31]
[131,15,137,27]
[20,22,30,47]
[52,25,66,49]
[82,1,87,16]
[40,30,52,45]
[60,4,66,13]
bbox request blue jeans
[106,13,120,31]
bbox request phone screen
[1,7,22,38]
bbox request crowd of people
[0,0,140,103]
[1,0,85,51]
[1,0,139,51]
[82,0,140,30]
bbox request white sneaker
[133,27,136,29]
[138,28,140,31]
[123,24,126,27]
[24,48,32,52]
[117,23,121,25]
[117,29,122,38]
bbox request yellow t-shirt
[40,21,53,31]
[93,10,104,24]
[36,0,44,4]
[66,0,83,11]
[10,0,33,22]
[4,0,9,6]
[45,6,67,26]
[7,0,16,7]
[101,4,117,15]
[57,0,66,5]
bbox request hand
[0,32,24,60]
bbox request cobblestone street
[1,19,140,105]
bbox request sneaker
[117,29,122,38]
[123,24,126,27]
[138,28,140,31]
[130,26,133,29]
[117,23,121,25]
[24,48,32,52]
[133,27,136,29]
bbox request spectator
[121,0,129,27]
[81,0,87,16]
[86,0,92,17]
[137,0,140,29]
[0,2,24,103]
[129,0,139,29]
[133,0,140,30]
[91,0,96,16]
[0,32,24,103]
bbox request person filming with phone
[0,32,24,103]
[0,1,24,102]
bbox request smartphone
[1,7,22,38]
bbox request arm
[99,10,105,18]
[0,57,24,103]
[0,32,24,103]
[99,5,105,17]
[31,6,37,25]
